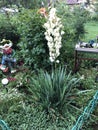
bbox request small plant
[28,66,80,113]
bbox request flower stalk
[44,8,64,64]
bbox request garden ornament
[0,39,16,73]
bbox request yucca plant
[29,67,80,113]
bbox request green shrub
[0,13,20,48]
[56,3,88,69]
[87,4,98,21]
[14,9,50,70]
[57,4,88,42]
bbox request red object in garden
[7,77,16,82]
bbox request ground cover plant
[0,1,98,130]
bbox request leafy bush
[0,13,20,48]
[57,4,88,42]
[13,9,50,70]
[28,67,80,113]
[94,4,98,21]
[55,3,88,69]
[85,3,98,21]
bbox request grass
[84,21,98,42]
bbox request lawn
[84,21,98,42]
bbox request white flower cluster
[44,8,64,62]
